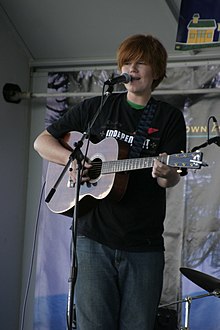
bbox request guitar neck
[102,155,166,174]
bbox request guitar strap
[129,97,158,158]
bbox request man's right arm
[34,130,92,183]
[34,130,72,165]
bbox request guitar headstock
[167,151,207,169]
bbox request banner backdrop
[34,66,220,329]
[176,0,220,51]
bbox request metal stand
[160,291,217,330]
[45,84,114,330]
[181,296,191,330]
[160,267,220,329]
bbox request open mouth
[131,76,141,81]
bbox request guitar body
[45,131,129,216]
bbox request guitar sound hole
[88,158,102,180]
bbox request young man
[34,34,186,330]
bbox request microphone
[213,116,220,137]
[104,73,132,85]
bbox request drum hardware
[159,267,220,330]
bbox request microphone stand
[191,116,220,152]
[191,136,220,152]
[45,84,114,330]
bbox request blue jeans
[75,236,164,330]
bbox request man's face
[121,61,156,95]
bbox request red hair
[117,34,167,90]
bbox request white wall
[0,8,30,330]
[23,71,48,330]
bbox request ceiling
[1,0,220,68]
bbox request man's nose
[129,63,138,71]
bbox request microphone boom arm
[191,136,220,152]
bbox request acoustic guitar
[45,131,206,216]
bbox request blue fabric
[34,294,67,329]
[75,236,164,330]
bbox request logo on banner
[176,0,220,51]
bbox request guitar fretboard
[101,156,166,174]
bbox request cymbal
[180,267,220,293]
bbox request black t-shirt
[47,92,187,251]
